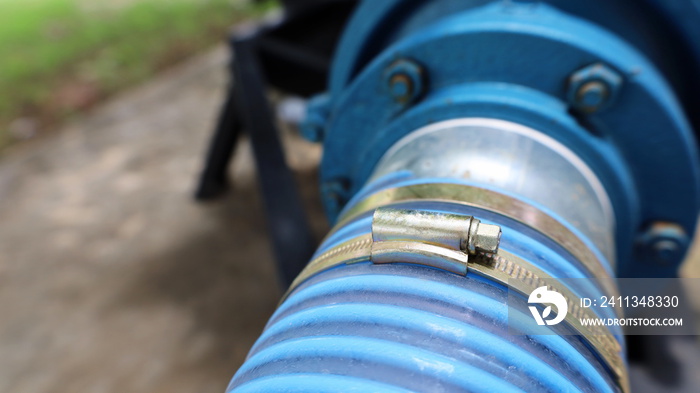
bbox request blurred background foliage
[0,0,275,149]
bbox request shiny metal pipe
[370,118,616,266]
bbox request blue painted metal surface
[319,1,700,278]
[330,0,700,124]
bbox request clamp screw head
[466,219,502,255]
[473,222,502,254]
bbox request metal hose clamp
[370,208,501,274]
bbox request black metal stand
[194,0,356,285]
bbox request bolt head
[576,81,608,109]
[567,63,622,113]
[637,222,689,266]
[474,223,502,254]
[300,112,325,142]
[300,93,330,142]
[653,240,681,264]
[389,74,412,100]
[385,59,424,105]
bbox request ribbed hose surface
[227,188,622,392]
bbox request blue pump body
[319,0,700,279]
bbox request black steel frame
[194,0,357,286]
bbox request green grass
[0,0,276,148]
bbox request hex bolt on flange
[384,59,424,105]
[567,63,623,113]
[300,93,331,142]
[637,222,689,265]
[389,73,413,100]
[321,178,351,219]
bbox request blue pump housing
[318,1,700,278]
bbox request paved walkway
[0,45,326,393]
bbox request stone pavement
[0,45,327,393]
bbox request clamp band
[329,183,618,299]
[283,232,628,393]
